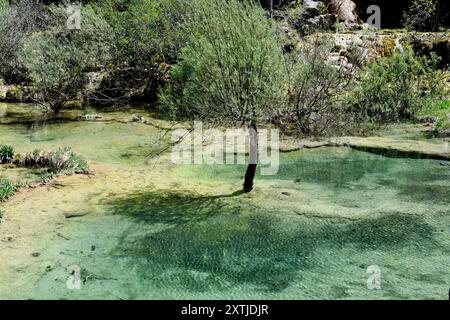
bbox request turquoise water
[0,103,449,299]
[32,151,450,299]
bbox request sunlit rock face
[267,0,359,22]
[264,0,450,29]
[329,0,358,22]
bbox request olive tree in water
[160,0,286,192]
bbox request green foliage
[0,0,49,83]
[17,3,114,112]
[92,0,161,66]
[403,0,440,32]
[149,0,202,63]
[160,0,287,124]
[420,99,450,131]
[0,178,17,202]
[281,36,356,136]
[349,48,446,124]
[16,147,89,174]
[0,208,3,223]
[74,0,176,102]
[50,147,89,174]
[0,145,14,164]
[0,145,87,205]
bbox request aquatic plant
[0,145,14,164]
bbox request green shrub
[0,0,49,83]
[281,36,357,136]
[420,99,450,132]
[0,178,17,202]
[0,208,3,223]
[17,3,114,113]
[16,147,89,174]
[403,0,440,32]
[93,0,162,66]
[49,147,89,174]
[0,145,14,164]
[146,0,194,63]
[349,48,446,124]
[159,0,287,124]
[86,0,172,102]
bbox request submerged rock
[65,212,89,219]
[131,114,142,122]
[78,114,102,121]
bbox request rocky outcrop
[307,13,338,31]
[328,0,358,23]
[287,0,362,33]
[325,31,450,69]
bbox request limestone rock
[307,13,338,30]
[328,0,358,23]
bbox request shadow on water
[105,189,245,225]
[397,184,450,204]
[281,156,392,186]
[271,148,450,205]
[349,145,450,161]
[104,190,439,293]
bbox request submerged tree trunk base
[243,163,257,193]
[243,122,258,193]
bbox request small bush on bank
[0,0,49,83]
[280,36,357,136]
[87,0,168,102]
[0,146,88,205]
[15,147,89,174]
[419,99,450,132]
[403,0,441,32]
[349,48,446,125]
[0,178,18,202]
[0,145,14,164]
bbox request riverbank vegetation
[1,0,448,127]
[0,0,449,300]
[0,144,88,214]
[0,0,449,191]
[0,145,88,174]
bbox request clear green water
[0,103,161,166]
[0,103,449,299]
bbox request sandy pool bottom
[0,146,449,300]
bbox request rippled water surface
[0,103,448,299]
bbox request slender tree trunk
[268,0,273,19]
[51,102,63,114]
[243,121,258,193]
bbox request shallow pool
[0,103,448,299]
